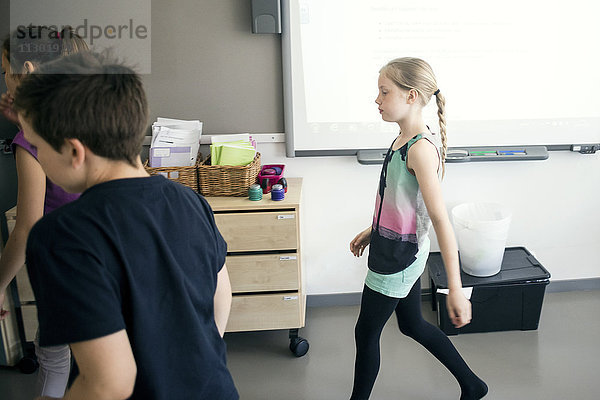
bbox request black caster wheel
[289,337,309,357]
[17,355,39,374]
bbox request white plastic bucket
[451,202,512,277]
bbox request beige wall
[143,0,283,135]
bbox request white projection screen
[282,0,600,156]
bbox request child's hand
[446,289,472,328]
[0,92,19,126]
[350,227,372,257]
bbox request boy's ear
[66,138,87,169]
[23,61,36,74]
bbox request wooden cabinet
[4,207,37,344]
[205,178,308,356]
[1,207,26,367]
[3,178,309,359]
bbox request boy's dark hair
[13,51,148,166]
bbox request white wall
[256,142,600,295]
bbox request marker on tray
[470,150,497,156]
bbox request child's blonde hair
[380,57,447,177]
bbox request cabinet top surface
[5,180,303,215]
[205,177,302,211]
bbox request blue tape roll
[271,184,285,201]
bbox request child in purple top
[11,130,80,214]
[0,26,87,398]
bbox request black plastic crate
[428,247,550,335]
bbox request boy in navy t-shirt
[14,51,239,400]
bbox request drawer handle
[277,214,295,220]
[280,256,297,261]
[283,296,299,301]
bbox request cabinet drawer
[0,288,23,366]
[21,305,38,343]
[214,211,298,252]
[6,208,16,234]
[227,253,299,293]
[6,218,16,234]
[226,293,302,332]
[16,265,36,303]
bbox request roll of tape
[248,184,263,201]
[271,184,285,201]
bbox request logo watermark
[10,0,151,73]
[15,19,149,46]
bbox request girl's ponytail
[435,90,447,178]
[58,26,89,56]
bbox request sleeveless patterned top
[367,131,443,275]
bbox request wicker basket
[198,152,261,196]
[144,160,199,192]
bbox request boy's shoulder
[30,176,212,251]
[82,175,193,201]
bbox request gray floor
[1,289,599,399]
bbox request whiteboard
[282,0,600,156]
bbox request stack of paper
[210,134,257,166]
[149,118,202,167]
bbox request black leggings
[350,278,485,400]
